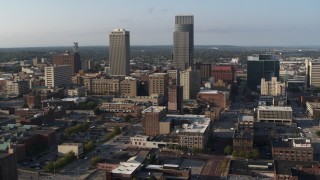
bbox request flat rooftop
[257,106,292,111]
[233,128,253,139]
[275,160,319,175]
[164,115,211,134]
[240,115,254,122]
[198,89,228,94]
[142,106,166,113]
[111,162,141,175]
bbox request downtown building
[148,73,169,101]
[247,53,280,90]
[211,65,235,84]
[260,77,286,96]
[109,29,130,76]
[142,106,167,136]
[173,15,194,70]
[195,62,211,82]
[45,65,72,88]
[52,43,81,74]
[305,59,320,89]
[180,67,200,100]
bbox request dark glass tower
[247,53,280,90]
[173,15,194,70]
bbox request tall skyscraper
[180,67,200,100]
[45,65,72,88]
[109,29,130,76]
[173,15,194,70]
[52,42,81,73]
[305,59,320,89]
[247,53,280,89]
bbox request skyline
[0,0,320,48]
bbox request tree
[93,108,101,116]
[224,145,233,155]
[316,130,320,138]
[232,151,239,157]
[90,156,102,166]
[250,149,259,159]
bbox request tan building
[113,95,164,106]
[306,101,320,118]
[260,77,285,96]
[197,90,229,109]
[2,80,29,96]
[148,73,169,100]
[58,143,83,157]
[167,69,180,85]
[45,65,72,88]
[305,59,320,89]
[84,78,121,95]
[142,106,167,136]
[100,102,141,117]
[52,50,81,73]
[168,85,183,112]
[67,87,86,97]
[120,77,137,96]
[180,67,200,99]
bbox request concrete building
[58,143,84,157]
[173,15,194,70]
[256,106,293,123]
[120,77,137,97]
[148,73,169,100]
[247,53,280,89]
[272,138,313,161]
[2,80,29,96]
[109,29,130,76]
[84,78,120,95]
[167,69,180,85]
[211,65,235,84]
[113,95,164,106]
[0,152,17,180]
[260,77,286,96]
[305,59,320,89]
[45,65,72,88]
[100,102,141,117]
[142,106,167,136]
[306,101,320,118]
[67,87,86,97]
[168,85,183,113]
[180,67,200,99]
[52,49,81,73]
[274,160,320,180]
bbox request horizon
[1,0,320,48]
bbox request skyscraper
[305,59,320,89]
[180,67,200,100]
[109,29,130,76]
[45,65,72,88]
[247,53,280,89]
[173,15,194,70]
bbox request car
[84,156,88,160]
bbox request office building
[120,77,137,97]
[197,90,229,109]
[256,106,293,123]
[247,53,280,89]
[167,69,180,85]
[109,29,130,76]
[52,43,81,73]
[142,106,167,136]
[180,67,200,99]
[305,59,320,89]
[148,73,169,100]
[260,77,286,96]
[211,65,235,84]
[58,143,84,157]
[168,85,183,112]
[195,62,211,82]
[45,65,72,88]
[173,15,194,70]
[272,138,313,161]
[84,78,120,95]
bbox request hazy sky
[0,0,320,47]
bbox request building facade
[45,65,72,88]
[142,106,167,136]
[211,65,235,84]
[148,73,169,100]
[120,77,137,97]
[256,106,293,123]
[84,78,121,95]
[109,29,130,76]
[180,67,200,99]
[168,85,183,112]
[260,77,286,96]
[58,143,84,157]
[305,59,320,89]
[272,138,313,161]
[247,53,280,89]
[52,50,81,74]
[173,15,194,70]
[195,62,211,82]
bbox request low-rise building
[197,89,229,109]
[67,87,86,97]
[100,102,142,117]
[58,143,83,157]
[256,106,293,123]
[233,128,253,152]
[272,138,313,161]
[275,160,320,180]
[306,101,320,118]
[113,94,164,106]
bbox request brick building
[272,138,313,161]
[142,106,167,136]
[211,65,235,84]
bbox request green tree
[223,145,233,155]
[315,130,320,137]
[93,107,101,116]
[90,156,102,166]
[84,141,95,154]
[250,149,259,159]
[232,151,239,157]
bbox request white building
[58,143,83,157]
[180,67,200,99]
[305,59,320,89]
[45,65,72,88]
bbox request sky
[0,0,320,48]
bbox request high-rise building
[180,67,200,99]
[173,15,194,70]
[305,59,320,89]
[142,106,167,136]
[260,77,286,96]
[148,73,169,100]
[168,85,183,112]
[109,29,130,76]
[195,62,211,82]
[0,152,18,180]
[167,69,180,85]
[247,53,280,89]
[52,43,81,73]
[84,78,121,95]
[45,65,72,88]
